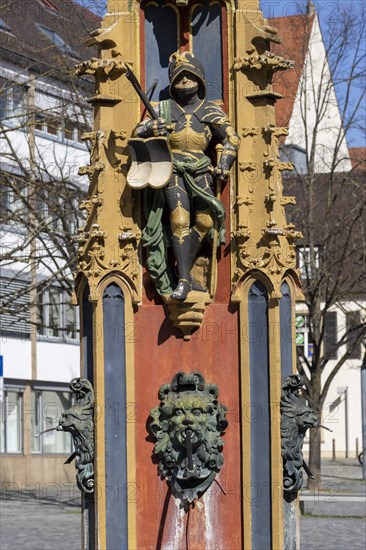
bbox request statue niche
[127,51,240,303]
[148,372,228,509]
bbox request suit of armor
[135,52,240,300]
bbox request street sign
[295,315,306,328]
[329,395,342,412]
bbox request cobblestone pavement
[0,488,81,550]
[1,460,365,549]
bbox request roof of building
[349,147,366,171]
[269,13,315,128]
[0,0,99,78]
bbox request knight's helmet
[168,51,206,100]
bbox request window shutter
[0,278,30,335]
[324,311,337,360]
[346,311,361,360]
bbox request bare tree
[273,2,366,488]
[0,0,95,336]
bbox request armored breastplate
[169,114,210,153]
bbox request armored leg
[165,176,192,300]
[190,174,214,262]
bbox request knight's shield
[127,137,172,189]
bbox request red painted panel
[134,303,242,549]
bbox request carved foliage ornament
[58,378,95,494]
[280,375,317,498]
[149,372,228,508]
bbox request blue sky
[75,0,365,147]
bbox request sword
[209,144,224,297]
[125,63,158,120]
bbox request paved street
[299,458,366,550]
[0,487,81,550]
[1,459,365,549]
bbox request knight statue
[131,51,240,300]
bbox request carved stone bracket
[75,55,132,103]
[264,159,294,172]
[242,127,260,139]
[263,125,289,138]
[234,47,294,72]
[75,57,127,79]
[281,375,318,501]
[232,225,252,241]
[162,292,213,341]
[237,195,255,207]
[78,161,105,180]
[81,130,107,162]
[254,24,282,44]
[58,378,94,494]
[280,196,296,206]
[284,224,303,240]
[148,372,228,509]
[79,195,104,216]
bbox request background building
[0,0,364,491]
[0,0,96,486]
[270,5,365,461]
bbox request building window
[38,288,79,341]
[35,113,61,137]
[31,390,73,454]
[296,314,314,358]
[0,18,12,33]
[12,84,26,116]
[0,390,23,453]
[280,144,308,174]
[34,113,88,145]
[0,78,9,119]
[64,119,76,141]
[38,287,79,341]
[64,120,88,144]
[36,187,79,235]
[36,24,80,60]
[298,246,319,279]
[0,173,27,221]
[0,80,26,121]
[0,278,30,336]
[346,311,362,360]
[324,311,338,360]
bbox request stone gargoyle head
[58,378,94,494]
[280,374,318,497]
[148,372,228,508]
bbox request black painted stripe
[280,282,293,379]
[82,285,95,550]
[83,285,94,385]
[103,283,128,549]
[248,281,272,550]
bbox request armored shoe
[171,279,191,300]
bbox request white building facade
[0,0,94,486]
